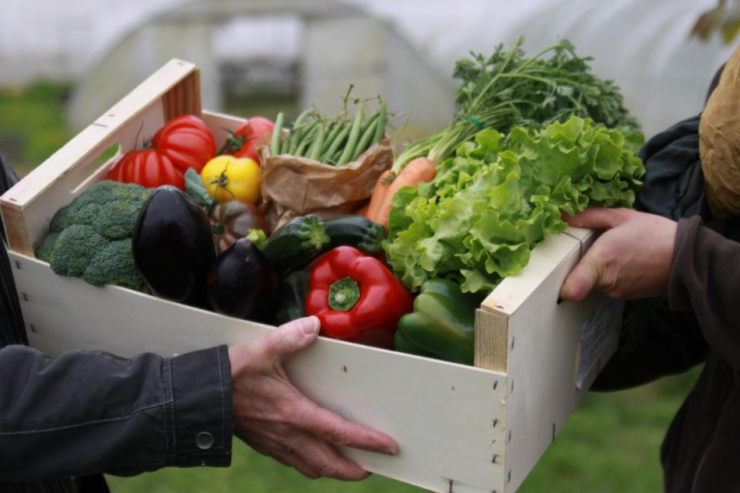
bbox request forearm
[592,299,708,391]
[668,216,740,367]
[0,345,233,481]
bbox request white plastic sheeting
[0,0,735,136]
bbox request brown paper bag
[257,136,392,231]
[701,44,740,219]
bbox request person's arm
[0,344,233,480]
[590,299,708,391]
[561,208,740,369]
[668,216,740,367]
[0,317,396,483]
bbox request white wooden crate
[0,60,621,493]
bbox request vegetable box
[0,60,622,493]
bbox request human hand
[560,208,678,302]
[228,317,397,481]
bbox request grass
[0,82,702,493]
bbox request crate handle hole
[70,142,122,195]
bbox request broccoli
[84,239,147,291]
[36,181,152,290]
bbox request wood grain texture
[474,309,509,372]
[162,68,202,121]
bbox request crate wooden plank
[0,59,199,255]
[476,229,620,492]
[9,251,508,493]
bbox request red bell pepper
[305,246,413,348]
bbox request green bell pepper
[394,278,487,365]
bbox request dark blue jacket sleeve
[0,344,233,480]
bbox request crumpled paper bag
[257,136,392,231]
[701,44,740,219]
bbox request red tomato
[107,149,184,189]
[223,117,274,165]
[107,115,216,189]
[152,115,216,174]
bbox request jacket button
[195,431,215,450]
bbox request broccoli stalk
[35,181,152,291]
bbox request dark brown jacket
[659,216,740,493]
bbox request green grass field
[0,83,702,493]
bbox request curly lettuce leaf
[384,117,645,294]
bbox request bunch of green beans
[270,97,387,166]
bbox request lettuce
[384,116,645,294]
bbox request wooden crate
[0,60,622,493]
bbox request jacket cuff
[667,216,702,312]
[165,345,233,468]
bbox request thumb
[560,247,601,302]
[257,316,322,364]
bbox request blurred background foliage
[692,0,740,43]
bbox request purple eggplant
[133,186,215,308]
[207,238,278,323]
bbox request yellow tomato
[201,156,261,204]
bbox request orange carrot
[356,204,370,217]
[366,170,394,222]
[376,157,436,227]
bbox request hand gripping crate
[0,60,621,493]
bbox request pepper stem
[328,277,361,311]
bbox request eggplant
[133,186,216,308]
[207,238,279,323]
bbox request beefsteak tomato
[108,115,216,189]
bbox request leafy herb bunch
[393,37,640,172]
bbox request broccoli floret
[35,232,59,264]
[83,239,145,291]
[50,225,107,276]
[38,181,152,291]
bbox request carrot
[366,170,394,222]
[356,204,370,217]
[376,157,436,227]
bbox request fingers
[253,433,370,481]
[560,244,602,302]
[562,207,631,230]
[299,403,398,456]
[294,436,370,481]
[252,316,321,364]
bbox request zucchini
[274,270,311,326]
[322,215,387,254]
[260,215,330,277]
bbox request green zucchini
[260,215,330,277]
[274,270,311,326]
[322,215,387,254]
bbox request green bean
[321,122,344,160]
[271,113,284,156]
[289,115,314,154]
[372,97,387,145]
[290,120,319,156]
[308,123,327,162]
[295,124,318,157]
[280,130,292,155]
[321,124,351,163]
[288,111,314,155]
[352,119,379,161]
[359,113,379,139]
[336,101,365,167]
